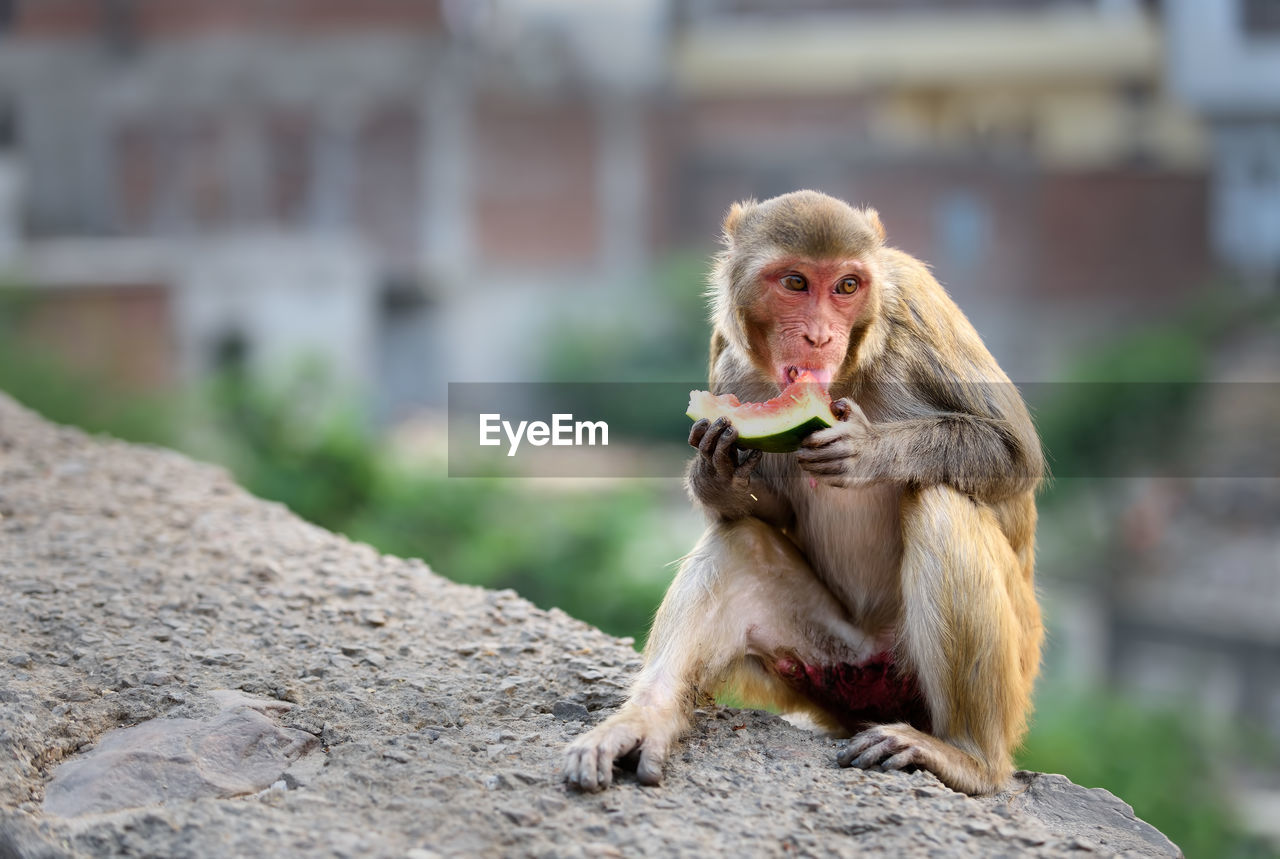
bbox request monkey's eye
[781,274,807,291]
[835,276,861,295]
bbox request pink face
[745,257,872,392]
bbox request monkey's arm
[805,251,1044,501]
[798,400,1041,502]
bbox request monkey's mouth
[781,365,833,392]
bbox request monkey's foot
[563,710,673,792]
[837,722,945,774]
[836,723,1001,794]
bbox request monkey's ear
[864,208,886,242]
[723,200,755,243]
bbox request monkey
[562,189,1044,796]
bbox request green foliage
[1019,686,1275,859]
[1034,291,1280,506]
[0,288,181,447]
[538,253,716,441]
[542,252,712,383]
[1033,317,1206,496]
[198,365,381,531]
[346,476,676,643]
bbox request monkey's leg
[837,485,1041,795]
[564,517,875,791]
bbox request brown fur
[564,190,1043,796]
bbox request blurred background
[0,1,1277,854]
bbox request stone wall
[0,393,1180,857]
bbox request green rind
[685,401,834,453]
[735,415,833,452]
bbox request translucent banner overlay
[447,382,1280,479]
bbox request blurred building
[0,0,1221,414]
[0,0,668,417]
[1165,0,1280,285]
[664,0,1208,376]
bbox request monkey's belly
[774,652,931,735]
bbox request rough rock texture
[42,691,318,817]
[0,393,1181,858]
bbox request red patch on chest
[774,652,931,734]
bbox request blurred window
[0,98,13,151]
[212,329,250,376]
[1243,0,1280,36]
[0,0,13,36]
[101,0,138,57]
[114,119,162,231]
[355,105,420,260]
[934,190,991,273]
[267,112,314,227]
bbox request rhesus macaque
[563,190,1043,796]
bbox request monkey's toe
[634,740,668,786]
[563,721,648,792]
[837,723,915,770]
[563,745,604,792]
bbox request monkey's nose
[804,331,833,348]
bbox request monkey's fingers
[839,725,889,764]
[797,442,852,464]
[564,745,599,791]
[798,463,845,481]
[568,743,613,792]
[567,752,610,792]
[830,398,854,421]
[711,424,741,478]
[838,723,912,769]
[836,745,861,768]
[796,459,853,485]
[796,447,855,479]
[688,418,711,448]
[697,417,731,461]
[881,747,925,772]
[808,469,853,488]
[636,739,668,786]
[564,722,643,792]
[802,425,850,449]
[848,737,900,770]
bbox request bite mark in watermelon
[686,371,835,453]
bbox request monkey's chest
[773,652,931,735]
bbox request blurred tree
[542,252,712,384]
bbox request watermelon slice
[686,372,835,453]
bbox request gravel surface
[0,393,1180,857]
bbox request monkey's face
[743,256,873,393]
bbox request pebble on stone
[551,700,590,721]
[43,694,319,817]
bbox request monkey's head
[711,189,887,394]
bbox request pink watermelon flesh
[686,372,835,453]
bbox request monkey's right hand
[563,709,672,791]
[686,417,764,518]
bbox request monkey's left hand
[796,399,880,486]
